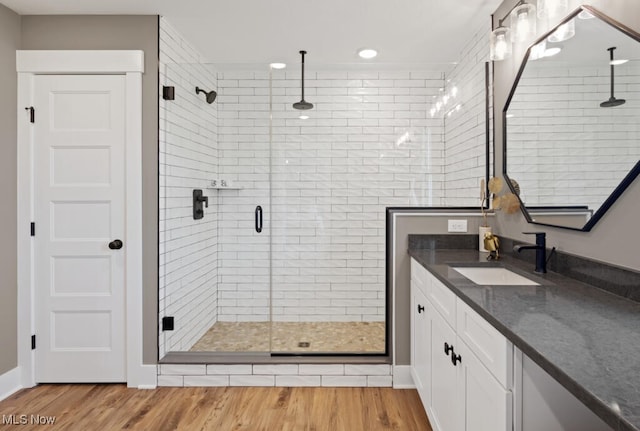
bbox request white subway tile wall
[507,64,640,209]
[159,18,219,356]
[443,21,492,204]
[216,68,445,325]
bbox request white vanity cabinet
[410,258,513,431]
[410,258,432,410]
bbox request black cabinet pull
[255,206,263,233]
[451,352,462,366]
[418,304,424,313]
[444,342,453,356]
[108,239,123,250]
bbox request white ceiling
[2,0,503,67]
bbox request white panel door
[34,74,126,382]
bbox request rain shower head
[196,86,217,104]
[600,97,626,108]
[600,47,626,108]
[293,50,314,110]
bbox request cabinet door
[430,310,460,431]
[457,340,512,431]
[411,283,431,409]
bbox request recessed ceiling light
[299,115,309,120]
[544,47,562,57]
[358,48,378,59]
[610,59,629,66]
[270,63,286,69]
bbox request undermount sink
[452,267,539,286]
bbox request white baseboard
[128,364,157,389]
[0,367,23,401]
[392,365,415,389]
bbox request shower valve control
[193,189,208,220]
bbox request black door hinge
[25,107,35,123]
[31,335,36,350]
[30,222,35,237]
[162,86,175,100]
[162,316,174,331]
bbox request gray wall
[20,15,159,365]
[0,4,21,376]
[393,212,488,365]
[493,0,640,271]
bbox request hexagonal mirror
[504,6,640,231]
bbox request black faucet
[513,232,547,273]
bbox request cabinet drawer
[411,258,429,297]
[456,298,512,388]
[427,273,456,329]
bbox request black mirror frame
[502,5,640,232]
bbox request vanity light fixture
[270,62,287,69]
[511,3,537,43]
[358,48,378,59]
[490,26,512,61]
[491,0,575,62]
[490,0,536,61]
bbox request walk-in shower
[158,55,488,360]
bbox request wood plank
[0,385,432,431]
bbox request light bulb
[511,4,537,43]
[496,35,508,57]
[490,27,512,61]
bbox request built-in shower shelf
[208,179,243,190]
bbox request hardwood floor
[0,385,432,430]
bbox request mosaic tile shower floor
[190,321,386,353]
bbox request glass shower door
[160,63,272,355]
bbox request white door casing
[34,74,126,382]
[16,50,155,388]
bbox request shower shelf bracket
[208,179,243,190]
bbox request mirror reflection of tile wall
[505,11,640,227]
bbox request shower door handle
[255,205,263,233]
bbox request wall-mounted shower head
[196,86,217,104]
[293,50,314,110]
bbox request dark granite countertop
[408,248,640,431]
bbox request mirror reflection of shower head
[196,86,217,104]
[600,47,626,108]
[293,50,314,110]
